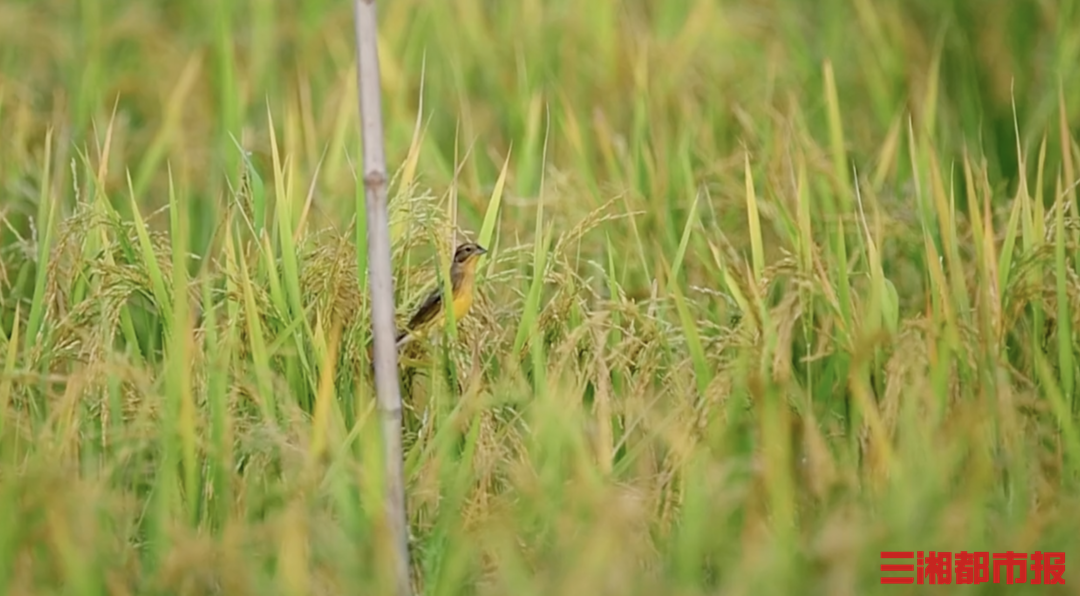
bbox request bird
[394,241,487,350]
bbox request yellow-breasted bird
[394,242,487,349]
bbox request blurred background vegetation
[1,0,1079,594]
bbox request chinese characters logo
[880,551,1065,585]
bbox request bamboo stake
[352,2,412,595]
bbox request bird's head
[452,242,487,268]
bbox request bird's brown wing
[405,286,445,332]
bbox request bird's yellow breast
[451,265,476,321]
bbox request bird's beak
[477,246,488,255]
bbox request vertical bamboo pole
[352,2,412,595]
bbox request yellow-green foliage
[1,0,1080,594]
